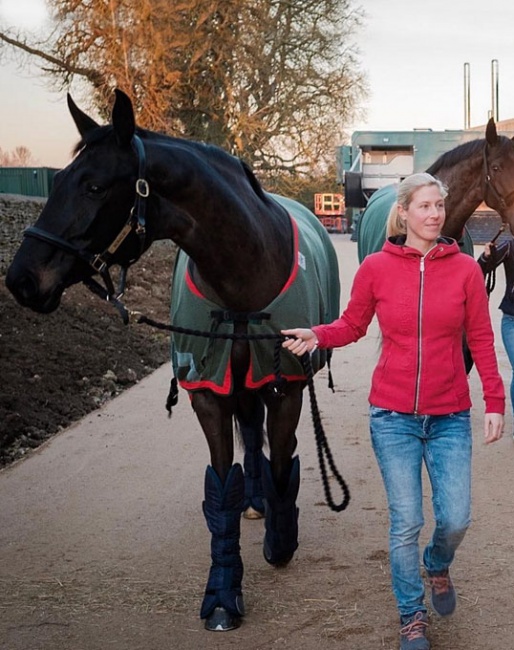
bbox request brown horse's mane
[426,138,486,175]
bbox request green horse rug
[170,194,340,395]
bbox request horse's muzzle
[5,267,62,314]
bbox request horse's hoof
[204,607,242,632]
[243,506,264,520]
[264,552,294,567]
[263,541,294,567]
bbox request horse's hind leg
[261,382,304,566]
[236,394,265,519]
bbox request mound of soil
[0,242,176,467]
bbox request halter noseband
[23,135,149,324]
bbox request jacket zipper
[414,255,426,414]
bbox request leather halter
[482,145,514,218]
[23,135,149,323]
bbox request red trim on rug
[179,362,232,395]
[184,263,205,299]
[279,216,299,295]
[244,352,306,388]
[245,373,307,390]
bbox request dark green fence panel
[0,167,59,197]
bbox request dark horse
[5,90,341,631]
[358,118,514,261]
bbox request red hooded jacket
[313,237,505,415]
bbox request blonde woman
[282,173,504,650]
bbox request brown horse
[358,119,514,261]
[429,120,514,239]
[5,90,341,632]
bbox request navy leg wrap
[200,464,245,620]
[262,455,300,565]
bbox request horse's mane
[426,138,486,175]
[143,130,267,200]
[72,125,267,201]
[72,124,114,155]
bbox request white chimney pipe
[491,59,499,122]
[464,62,470,129]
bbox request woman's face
[399,184,445,251]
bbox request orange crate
[314,193,345,216]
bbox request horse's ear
[486,117,499,147]
[112,89,136,146]
[67,94,100,137]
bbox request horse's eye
[491,164,501,173]
[86,183,106,196]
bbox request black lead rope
[137,314,350,512]
[484,225,505,297]
[300,352,351,512]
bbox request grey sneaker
[399,611,430,650]
[427,570,456,616]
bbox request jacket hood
[383,235,461,259]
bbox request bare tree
[0,146,37,167]
[0,0,367,178]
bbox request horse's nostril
[8,273,39,304]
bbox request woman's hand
[483,242,494,259]
[484,413,504,443]
[281,328,318,356]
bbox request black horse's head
[6,90,145,314]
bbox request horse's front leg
[191,390,244,632]
[261,381,304,566]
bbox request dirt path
[1,237,513,650]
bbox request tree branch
[0,31,104,85]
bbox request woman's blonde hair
[386,173,448,238]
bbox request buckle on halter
[136,179,150,197]
[91,255,107,273]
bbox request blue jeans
[501,313,514,418]
[369,407,472,618]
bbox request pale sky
[1,0,514,168]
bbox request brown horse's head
[482,119,514,233]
